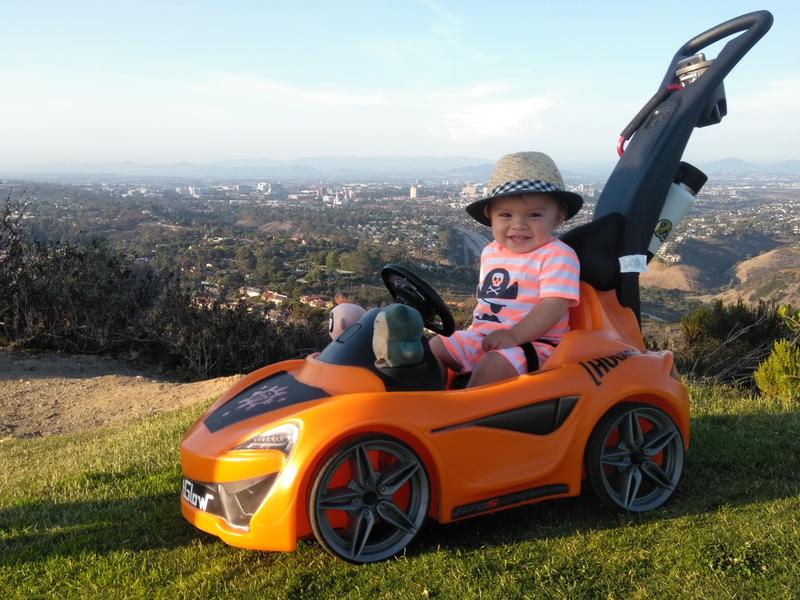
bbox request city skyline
[2,1,798,168]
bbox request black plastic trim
[432,396,579,435]
[452,484,569,519]
[181,475,278,530]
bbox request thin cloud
[733,77,800,112]
[443,97,555,139]
[416,0,460,35]
[96,0,190,13]
[177,73,555,147]
[413,0,494,62]
[0,67,557,164]
[181,74,549,116]
[417,0,460,25]
[219,77,391,108]
[684,77,800,161]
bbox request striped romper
[439,237,580,375]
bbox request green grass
[2,385,800,599]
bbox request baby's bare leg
[430,336,461,383]
[467,352,517,388]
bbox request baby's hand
[482,329,519,351]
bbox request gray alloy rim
[312,438,429,563]
[597,406,684,512]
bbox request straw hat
[466,152,583,226]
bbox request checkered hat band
[488,180,559,199]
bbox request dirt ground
[0,350,241,438]
[0,321,677,439]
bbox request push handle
[597,10,774,324]
[659,10,773,88]
[680,10,773,56]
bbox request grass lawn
[2,383,799,599]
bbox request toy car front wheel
[308,436,430,563]
[585,403,684,513]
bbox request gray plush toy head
[372,304,424,368]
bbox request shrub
[754,339,800,402]
[777,303,800,334]
[3,239,163,353]
[0,197,329,379]
[675,300,788,386]
[143,280,328,378]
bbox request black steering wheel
[381,264,456,337]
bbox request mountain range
[3,156,799,182]
[2,156,493,182]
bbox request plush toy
[328,303,367,339]
[372,303,424,368]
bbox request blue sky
[2,1,798,166]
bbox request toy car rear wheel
[308,436,430,563]
[585,403,684,513]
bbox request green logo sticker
[654,219,672,243]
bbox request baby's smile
[489,193,565,254]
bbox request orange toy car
[179,11,772,563]
[180,263,687,563]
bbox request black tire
[585,403,684,513]
[308,436,430,563]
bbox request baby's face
[488,193,566,253]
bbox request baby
[430,151,582,387]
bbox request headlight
[235,423,299,454]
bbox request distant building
[299,295,334,309]
[262,290,288,306]
[201,283,222,299]
[239,286,263,298]
[461,184,481,198]
[410,185,418,199]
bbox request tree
[235,246,257,271]
[325,249,340,270]
[219,270,245,292]
[339,249,370,273]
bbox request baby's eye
[497,212,512,218]
[528,212,543,218]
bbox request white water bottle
[648,161,707,255]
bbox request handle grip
[659,10,773,89]
[680,10,773,56]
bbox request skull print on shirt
[474,268,518,323]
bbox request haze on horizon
[2,1,798,169]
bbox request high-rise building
[410,185,418,199]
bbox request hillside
[641,232,785,294]
[697,244,800,306]
[698,244,800,305]
[674,232,782,289]
[640,258,706,291]
[0,350,239,438]
[642,240,800,310]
